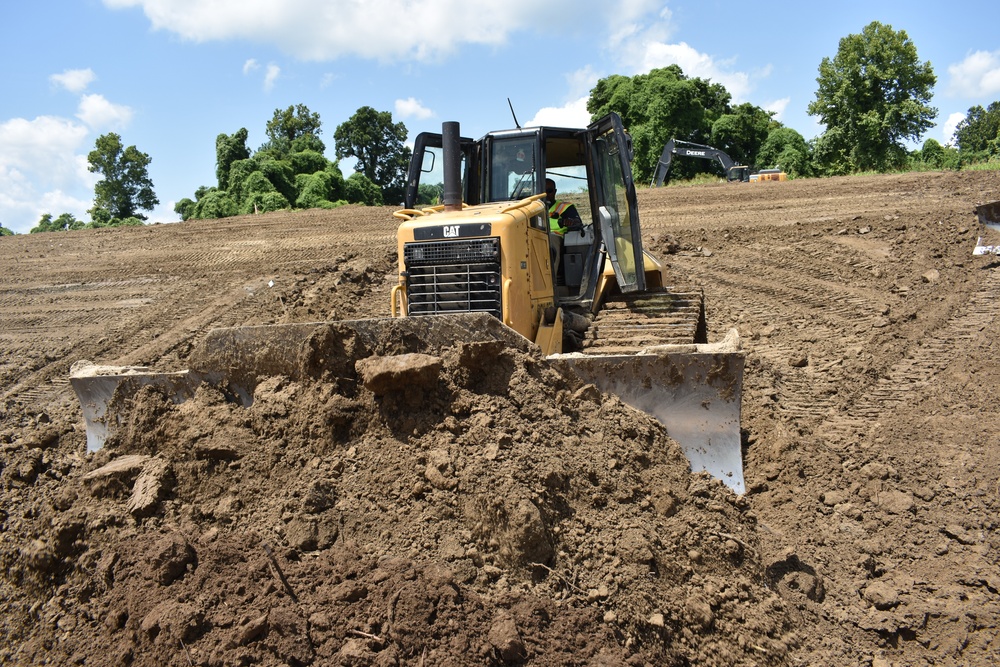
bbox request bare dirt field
[1,170,999,666]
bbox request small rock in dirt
[126,457,172,517]
[338,638,374,661]
[921,268,940,283]
[488,615,527,662]
[285,517,318,551]
[587,585,610,602]
[863,581,900,610]
[424,448,456,490]
[237,613,268,646]
[648,612,665,627]
[877,490,914,515]
[356,353,442,396]
[23,425,60,450]
[821,489,850,507]
[684,597,714,632]
[82,455,150,499]
[145,533,196,585]
[140,600,203,642]
[788,355,809,368]
[941,524,977,545]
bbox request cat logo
[444,225,460,238]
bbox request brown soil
[2,170,999,666]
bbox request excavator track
[581,288,707,353]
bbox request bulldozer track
[582,288,706,352]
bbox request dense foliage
[174,104,407,222]
[22,31,1000,235]
[808,21,937,173]
[952,102,1000,163]
[588,66,811,182]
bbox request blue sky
[1,0,998,234]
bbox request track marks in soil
[820,266,1000,438]
[673,235,891,426]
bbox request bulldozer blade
[70,313,745,494]
[69,362,217,452]
[551,346,745,494]
[974,201,1000,255]
[70,314,532,451]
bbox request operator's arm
[560,204,584,231]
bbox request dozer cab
[70,113,747,493]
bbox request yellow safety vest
[549,201,572,235]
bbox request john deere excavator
[651,139,750,186]
[71,113,747,493]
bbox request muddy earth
[1,170,999,666]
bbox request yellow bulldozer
[71,113,747,493]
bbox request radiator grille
[405,239,502,317]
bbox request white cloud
[243,58,260,75]
[0,116,96,233]
[566,66,600,100]
[603,7,762,103]
[525,97,591,129]
[50,68,97,93]
[947,50,1000,97]
[102,0,590,62]
[763,97,790,122]
[395,97,434,120]
[634,41,754,100]
[263,63,280,92]
[942,111,966,145]
[320,72,339,89]
[76,94,134,130]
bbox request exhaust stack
[442,121,462,212]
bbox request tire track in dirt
[672,237,891,426]
[818,265,1000,440]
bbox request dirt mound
[8,324,792,666]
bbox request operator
[544,179,583,235]
[544,178,583,276]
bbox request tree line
[593,21,997,183]
[14,20,1000,235]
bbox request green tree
[757,127,814,177]
[0,223,13,236]
[88,133,159,223]
[334,106,411,204]
[174,198,197,221]
[216,128,251,190]
[192,188,239,219]
[30,213,86,233]
[919,138,945,167]
[344,172,383,206]
[588,66,738,183]
[710,103,775,168]
[417,182,443,206]
[808,21,937,172]
[261,104,323,157]
[952,102,1000,160]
